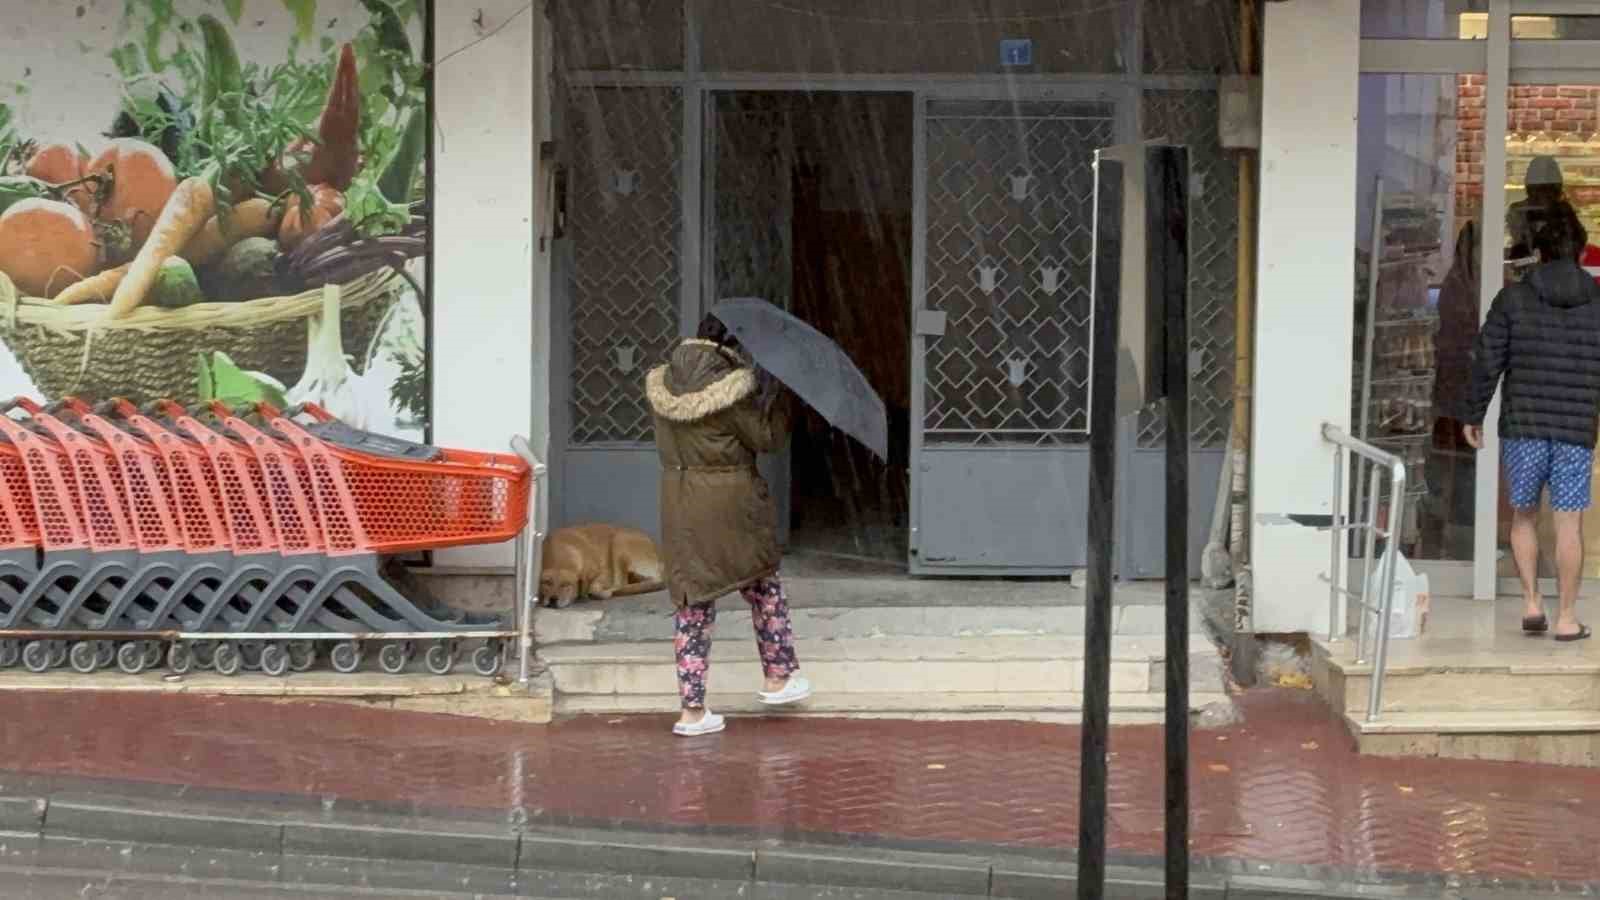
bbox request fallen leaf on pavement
[1208,763,1231,773]
[1301,741,1320,750]
[1274,672,1314,690]
[1397,784,1414,794]
[926,763,946,770]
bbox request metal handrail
[1319,423,1408,722]
[509,435,549,686]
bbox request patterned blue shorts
[1502,438,1594,512]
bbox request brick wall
[1455,74,1485,225]
[1456,75,1600,235]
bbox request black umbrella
[710,298,888,461]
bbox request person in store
[1465,201,1600,642]
[645,314,813,736]
[1506,155,1565,260]
[1424,220,1478,558]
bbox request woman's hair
[1529,201,1586,263]
[696,312,746,356]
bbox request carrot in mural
[108,174,216,318]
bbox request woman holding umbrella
[645,314,813,737]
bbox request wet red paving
[1,687,1598,883]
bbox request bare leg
[1510,506,1544,620]
[1553,510,1584,636]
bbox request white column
[431,1,540,570]
[1249,0,1362,634]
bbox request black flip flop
[1554,624,1593,643]
[1523,614,1549,634]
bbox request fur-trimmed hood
[645,339,756,423]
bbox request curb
[0,782,1592,898]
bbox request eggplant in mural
[0,0,429,439]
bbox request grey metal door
[556,85,684,537]
[910,94,1119,575]
[1117,89,1237,580]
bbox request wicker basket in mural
[0,269,399,406]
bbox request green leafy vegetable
[107,1,423,235]
[345,168,409,237]
[196,351,288,408]
[377,107,425,204]
[0,103,17,174]
[197,15,246,132]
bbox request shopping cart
[0,397,547,682]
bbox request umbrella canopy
[710,298,888,461]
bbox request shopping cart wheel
[49,642,67,668]
[116,641,147,675]
[142,641,163,670]
[213,642,242,677]
[424,642,454,676]
[288,641,317,672]
[239,640,264,671]
[96,641,116,670]
[193,642,216,669]
[378,642,407,675]
[0,640,18,668]
[22,641,52,673]
[330,641,363,674]
[259,645,290,677]
[168,642,194,675]
[69,641,100,674]
[471,642,502,678]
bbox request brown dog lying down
[539,524,664,608]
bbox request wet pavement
[0,688,1598,886]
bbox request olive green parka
[645,338,792,608]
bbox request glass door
[1495,64,1600,592]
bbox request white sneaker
[758,675,812,706]
[673,710,726,737]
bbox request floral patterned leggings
[674,575,799,710]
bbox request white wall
[1250,0,1361,634]
[430,2,544,571]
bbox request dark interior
[712,91,914,564]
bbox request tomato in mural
[0,0,430,439]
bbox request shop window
[1361,0,1486,39]
[1353,74,1484,562]
[1496,81,1600,580]
[699,0,1127,75]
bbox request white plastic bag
[1366,549,1431,640]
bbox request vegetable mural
[0,0,430,440]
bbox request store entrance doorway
[1491,74,1600,594]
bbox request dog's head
[539,569,581,608]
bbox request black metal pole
[1078,152,1122,900]
[1151,146,1191,899]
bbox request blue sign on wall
[1000,38,1033,67]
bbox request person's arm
[727,387,793,454]
[1462,289,1514,440]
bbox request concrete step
[540,635,1225,721]
[534,594,1202,644]
[1315,653,1600,715]
[1346,709,1600,767]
